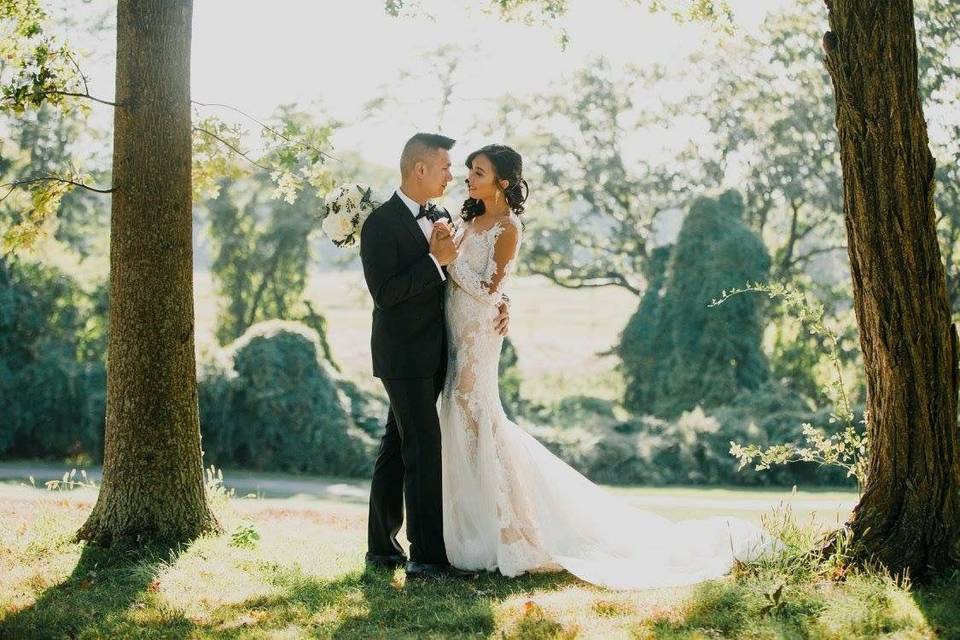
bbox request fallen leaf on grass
[522,600,544,617]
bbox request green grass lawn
[2,476,957,639]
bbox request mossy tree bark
[821,0,960,577]
[78,0,219,546]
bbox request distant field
[194,269,639,403]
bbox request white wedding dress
[438,213,774,590]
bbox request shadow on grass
[0,541,191,640]
[634,579,801,638]
[1,536,589,638]
[636,571,960,639]
[912,571,960,639]
[202,564,582,639]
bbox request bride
[438,144,773,590]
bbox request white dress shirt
[396,188,446,281]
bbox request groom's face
[421,148,453,199]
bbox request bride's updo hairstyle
[460,144,529,223]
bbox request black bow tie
[416,204,440,222]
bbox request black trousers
[367,366,448,565]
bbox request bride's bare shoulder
[497,213,523,236]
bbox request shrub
[620,190,771,418]
[198,320,374,476]
[499,336,523,420]
[522,384,860,488]
[0,257,105,460]
[335,379,389,439]
[717,283,868,490]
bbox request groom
[360,133,509,580]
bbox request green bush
[525,383,860,487]
[620,190,772,419]
[335,379,389,439]
[619,246,672,415]
[525,394,618,429]
[0,257,105,460]
[499,336,523,420]
[198,320,374,476]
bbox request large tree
[693,0,846,281]
[203,171,337,371]
[77,0,219,545]
[820,0,960,575]
[206,175,318,345]
[488,59,720,296]
[3,0,337,546]
[696,0,959,298]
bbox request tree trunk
[78,0,219,545]
[821,0,960,577]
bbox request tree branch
[191,100,340,162]
[3,89,120,108]
[524,265,641,295]
[796,214,833,241]
[799,244,847,258]
[779,198,801,275]
[64,51,91,97]
[193,127,271,171]
[785,243,848,268]
[246,235,289,329]
[0,175,115,204]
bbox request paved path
[0,461,856,519]
[0,462,370,503]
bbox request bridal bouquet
[319,183,380,248]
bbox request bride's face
[466,154,508,202]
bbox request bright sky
[64,0,792,173]
[191,0,786,167]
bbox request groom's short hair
[400,133,456,177]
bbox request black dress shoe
[365,552,408,569]
[405,561,479,581]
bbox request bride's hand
[433,220,452,239]
[494,302,509,336]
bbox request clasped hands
[430,222,510,337]
[429,221,458,266]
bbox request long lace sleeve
[448,220,521,307]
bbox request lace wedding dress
[439,213,774,590]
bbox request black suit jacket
[360,193,452,379]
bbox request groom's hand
[430,225,457,266]
[494,302,510,336]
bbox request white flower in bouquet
[320,183,379,248]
